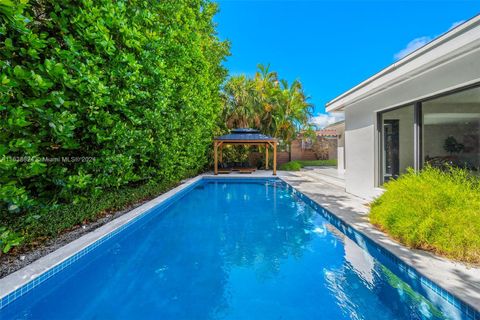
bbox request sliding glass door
[378,85,480,185]
[380,105,415,183]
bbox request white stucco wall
[332,123,346,173]
[337,147,345,173]
[343,44,480,200]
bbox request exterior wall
[337,127,346,174]
[337,147,345,172]
[344,45,480,200]
[345,107,377,199]
[290,139,317,161]
[327,138,338,160]
[330,123,346,173]
[290,137,337,161]
[277,151,290,165]
[248,151,290,167]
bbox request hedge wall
[0,0,229,214]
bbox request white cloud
[310,112,344,129]
[394,20,466,61]
[448,20,465,30]
[394,36,432,60]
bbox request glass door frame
[375,83,480,187]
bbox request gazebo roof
[214,128,276,142]
[213,128,278,175]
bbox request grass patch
[0,179,181,253]
[370,166,480,265]
[279,159,337,171]
[297,159,337,167]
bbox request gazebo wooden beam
[265,143,269,170]
[273,142,277,175]
[214,141,218,175]
[219,143,223,163]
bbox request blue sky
[215,0,480,127]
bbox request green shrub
[11,179,178,241]
[280,161,303,171]
[0,1,228,211]
[279,159,337,171]
[370,166,480,264]
[0,227,24,253]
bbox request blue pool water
[0,179,472,319]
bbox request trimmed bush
[279,161,303,171]
[370,167,480,264]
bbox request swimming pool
[0,178,477,319]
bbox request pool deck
[1,168,479,312]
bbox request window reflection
[423,87,480,172]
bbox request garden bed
[0,179,183,278]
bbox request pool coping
[0,173,478,318]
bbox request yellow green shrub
[370,167,480,264]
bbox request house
[326,15,480,200]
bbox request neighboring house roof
[326,14,480,112]
[316,129,337,137]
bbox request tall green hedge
[0,0,229,213]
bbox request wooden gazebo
[213,128,278,175]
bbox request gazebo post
[214,141,218,175]
[219,144,223,164]
[273,142,277,175]
[265,143,269,170]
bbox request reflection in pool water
[0,180,466,319]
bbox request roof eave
[325,14,480,112]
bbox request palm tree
[252,64,278,135]
[221,75,255,129]
[273,79,313,144]
[220,65,314,147]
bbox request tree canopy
[221,64,314,145]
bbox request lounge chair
[218,163,232,174]
[232,162,256,172]
[238,167,255,174]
